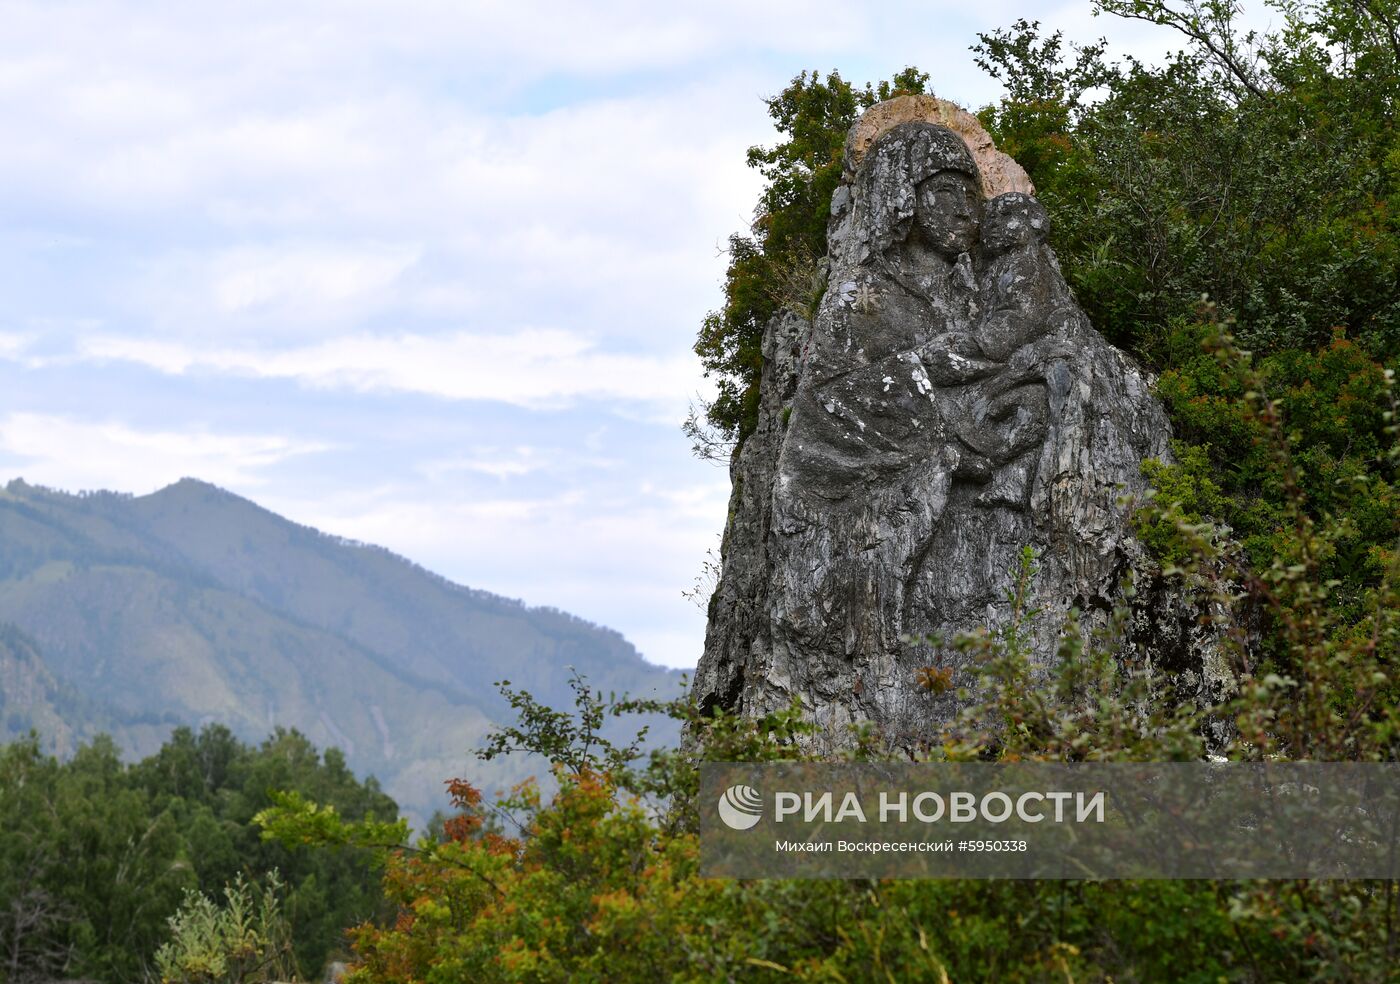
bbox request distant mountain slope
[0,620,179,758]
[0,479,684,821]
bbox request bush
[154,873,297,984]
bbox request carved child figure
[947,193,1074,502]
[976,193,1057,360]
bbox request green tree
[0,737,74,983]
[975,2,1399,644]
[976,2,1400,362]
[130,727,398,974]
[0,725,399,982]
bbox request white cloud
[0,334,31,359]
[210,242,421,316]
[419,447,544,481]
[0,1,861,108]
[79,329,707,410]
[0,78,769,353]
[119,241,424,337]
[417,445,621,481]
[0,413,328,492]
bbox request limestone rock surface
[692,109,1176,745]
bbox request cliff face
[693,99,1183,746]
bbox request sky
[0,1,1279,669]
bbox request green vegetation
[256,426,1399,979]
[4,350,1394,981]
[970,0,1398,633]
[155,873,298,984]
[0,726,395,982]
[257,349,1399,975]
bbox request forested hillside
[0,478,682,821]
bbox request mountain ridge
[0,477,684,822]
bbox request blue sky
[0,1,1276,668]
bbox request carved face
[914,170,980,257]
[980,194,1048,256]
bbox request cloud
[0,334,31,360]
[0,1,860,108]
[0,413,329,492]
[417,445,621,481]
[1,75,770,359]
[419,448,548,481]
[78,329,706,410]
[209,242,422,317]
[119,241,424,338]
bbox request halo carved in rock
[845,94,1035,198]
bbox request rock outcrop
[693,99,1179,746]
